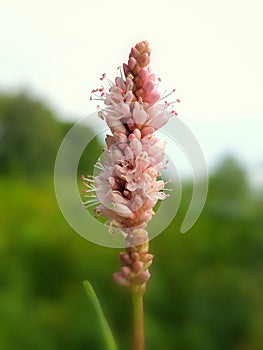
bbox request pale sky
[1,0,263,183]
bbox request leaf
[83,280,118,350]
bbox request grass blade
[83,280,118,350]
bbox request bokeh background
[0,1,262,349]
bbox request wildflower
[83,41,180,293]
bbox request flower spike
[83,41,179,293]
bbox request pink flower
[84,41,179,237]
[82,41,181,291]
[82,134,168,234]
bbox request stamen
[164,178,172,185]
[106,78,114,89]
[83,194,97,198]
[82,198,99,204]
[94,159,105,171]
[82,183,96,192]
[90,97,104,101]
[82,175,95,182]
[82,199,100,208]
[159,89,176,101]
[82,189,96,193]
[117,65,124,81]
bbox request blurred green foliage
[0,93,262,349]
[0,92,101,179]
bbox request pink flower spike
[84,41,180,297]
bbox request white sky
[1,0,263,180]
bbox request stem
[132,288,145,350]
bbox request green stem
[132,289,145,350]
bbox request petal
[105,135,116,148]
[124,146,134,162]
[106,116,127,134]
[115,77,126,91]
[141,126,155,137]
[113,203,133,218]
[147,104,169,129]
[130,195,144,211]
[133,102,148,125]
[129,137,142,156]
[128,56,137,70]
[138,68,149,80]
[144,90,160,104]
[143,80,155,94]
